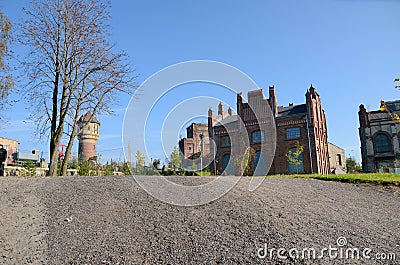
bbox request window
[375,133,391,153]
[252,130,264,144]
[253,151,261,169]
[336,154,342,166]
[221,154,231,171]
[287,147,304,173]
[221,135,231,147]
[253,150,267,175]
[286,127,300,140]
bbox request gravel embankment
[0,176,399,264]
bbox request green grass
[265,173,400,186]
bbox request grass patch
[266,173,400,186]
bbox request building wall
[358,103,400,173]
[328,143,346,173]
[78,140,97,161]
[179,123,210,159]
[274,117,311,174]
[209,86,331,175]
[78,119,100,161]
[179,138,195,159]
[306,87,331,175]
[0,137,18,165]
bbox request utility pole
[200,134,203,176]
[127,141,131,169]
[212,128,217,176]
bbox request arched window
[221,154,231,172]
[375,133,391,153]
[287,147,304,173]
[253,150,268,175]
[252,130,264,144]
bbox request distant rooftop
[214,115,238,128]
[385,100,400,112]
[277,104,307,118]
[368,99,400,116]
[78,112,100,124]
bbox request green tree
[122,161,131,176]
[394,77,400,89]
[152,159,161,170]
[19,0,135,176]
[169,146,182,170]
[233,147,254,176]
[69,157,79,169]
[23,160,37,176]
[286,145,304,174]
[78,160,96,176]
[346,156,362,173]
[103,163,114,176]
[136,150,145,174]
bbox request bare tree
[18,0,135,176]
[0,7,13,120]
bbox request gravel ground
[0,176,399,265]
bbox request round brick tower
[77,112,100,161]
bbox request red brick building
[77,112,100,161]
[179,102,234,169]
[179,123,210,160]
[208,85,331,175]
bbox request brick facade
[77,112,100,161]
[207,85,331,175]
[179,102,233,169]
[0,137,19,165]
[179,123,210,159]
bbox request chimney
[208,106,214,118]
[228,106,233,116]
[237,92,243,118]
[269,86,278,117]
[218,101,224,116]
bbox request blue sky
[1,0,400,164]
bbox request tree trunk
[48,129,63,176]
[60,134,74,176]
[60,124,78,176]
[47,21,61,177]
[48,139,59,176]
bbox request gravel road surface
[0,176,399,264]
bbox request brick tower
[305,85,330,174]
[77,112,100,161]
